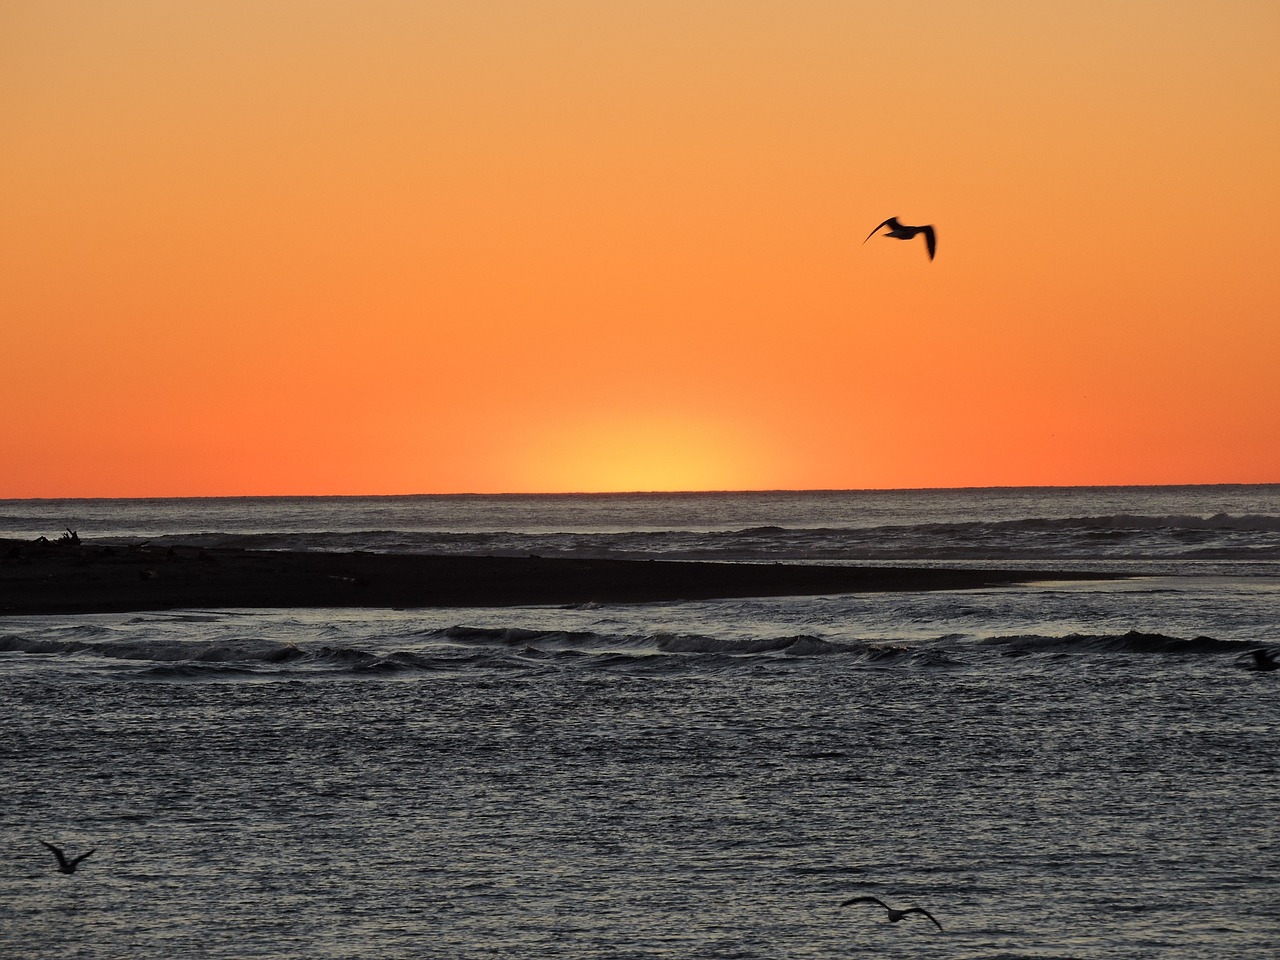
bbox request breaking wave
[985,629,1261,656]
[97,512,1279,565]
[0,634,304,663]
[3,623,1269,681]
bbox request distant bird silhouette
[841,895,943,932]
[1246,648,1278,671]
[864,217,936,260]
[40,841,94,874]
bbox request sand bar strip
[1,538,1120,615]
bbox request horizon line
[4,480,1278,503]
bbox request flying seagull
[840,895,944,932]
[40,841,94,874]
[864,217,936,260]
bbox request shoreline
[1,537,1121,616]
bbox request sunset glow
[3,1,1278,495]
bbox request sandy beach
[0,536,1117,615]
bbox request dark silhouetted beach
[0,536,1115,615]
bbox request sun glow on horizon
[509,413,772,494]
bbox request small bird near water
[1246,648,1278,671]
[40,841,94,874]
[864,217,937,260]
[841,895,944,932]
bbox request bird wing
[40,841,69,869]
[905,907,944,931]
[864,218,897,243]
[840,895,888,909]
[70,849,95,867]
[921,225,936,260]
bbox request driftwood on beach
[0,537,1118,616]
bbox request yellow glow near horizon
[510,414,768,494]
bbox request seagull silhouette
[40,841,94,874]
[840,895,944,932]
[1246,648,1278,671]
[864,217,936,260]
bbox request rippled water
[5,485,1280,564]
[3,488,1279,958]
[4,634,1277,959]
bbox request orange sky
[3,1,1278,496]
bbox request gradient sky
[4,1,1278,496]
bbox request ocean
[2,486,1277,959]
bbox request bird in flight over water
[864,217,936,260]
[841,895,944,932]
[40,841,94,874]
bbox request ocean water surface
[2,486,1277,958]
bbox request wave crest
[94,509,1279,565]
[0,634,303,663]
[986,630,1257,655]
[5,624,1269,680]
